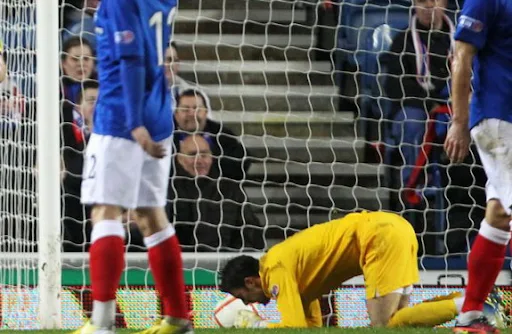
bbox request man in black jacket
[168,134,264,252]
[173,89,250,181]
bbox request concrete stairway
[174,0,389,237]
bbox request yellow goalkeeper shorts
[360,212,420,299]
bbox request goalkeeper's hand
[131,126,166,158]
[234,310,268,328]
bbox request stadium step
[178,0,300,11]
[246,162,384,187]
[240,135,363,163]
[174,33,313,61]
[255,212,332,229]
[244,184,390,211]
[179,60,334,86]
[174,9,311,35]
[177,43,311,62]
[175,19,313,36]
[201,84,338,112]
[174,33,315,49]
[211,110,355,138]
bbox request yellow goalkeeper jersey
[260,211,419,328]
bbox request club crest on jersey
[458,15,483,32]
[270,285,279,298]
[114,30,135,44]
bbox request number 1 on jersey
[149,8,175,66]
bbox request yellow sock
[387,299,458,328]
[423,291,463,303]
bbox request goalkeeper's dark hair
[177,89,208,108]
[219,255,260,292]
[77,80,99,104]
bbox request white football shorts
[81,133,172,209]
[471,118,512,215]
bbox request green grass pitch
[5,329,469,334]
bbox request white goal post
[36,0,61,329]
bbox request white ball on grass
[213,295,261,328]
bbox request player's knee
[134,207,168,237]
[367,292,401,327]
[485,200,511,230]
[91,204,123,224]
[370,316,391,327]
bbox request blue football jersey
[454,0,512,129]
[93,0,176,141]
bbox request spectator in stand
[60,79,98,251]
[164,41,212,117]
[0,50,25,124]
[383,0,453,200]
[61,36,96,104]
[165,41,192,102]
[74,79,98,135]
[0,41,36,252]
[0,40,7,84]
[174,89,250,180]
[168,134,264,252]
[61,0,100,49]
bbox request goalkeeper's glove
[234,310,268,328]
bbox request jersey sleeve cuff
[454,31,484,50]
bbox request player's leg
[86,204,125,330]
[79,134,144,332]
[367,286,461,327]
[366,292,402,326]
[386,290,461,327]
[455,119,512,332]
[363,214,420,326]
[135,207,188,324]
[133,137,190,333]
[364,215,462,327]
[304,299,322,328]
[397,291,410,310]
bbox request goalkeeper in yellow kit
[220,211,465,328]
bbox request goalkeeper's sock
[89,220,125,328]
[145,225,188,320]
[387,299,458,327]
[461,221,509,319]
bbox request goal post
[36,0,61,328]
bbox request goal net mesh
[1,0,507,330]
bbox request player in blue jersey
[76,1,191,334]
[444,0,512,333]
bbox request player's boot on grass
[71,320,115,334]
[136,317,193,334]
[482,288,508,329]
[453,288,506,334]
[453,316,500,334]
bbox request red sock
[462,233,507,312]
[90,236,125,301]
[147,232,188,320]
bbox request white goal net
[0,0,510,330]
